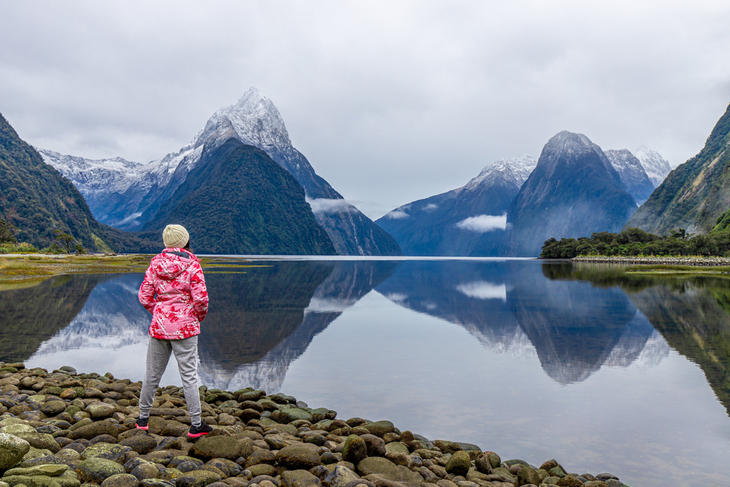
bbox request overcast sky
[2,1,730,219]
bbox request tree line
[540,226,730,259]
[0,218,85,254]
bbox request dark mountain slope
[626,102,730,235]
[0,113,117,251]
[140,138,336,255]
[506,131,637,256]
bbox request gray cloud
[2,1,730,219]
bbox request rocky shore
[572,255,730,266]
[0,363,628,487]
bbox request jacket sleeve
[190,263,209,321]
[138,267,157,314]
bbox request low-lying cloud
[456,281,507,301]
[423,203,438,212]
[456,214,507,233]
[384,209,410,219]
[306,197,358,215]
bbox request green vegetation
[0,113,117,252]
[0,254,266,286]
[540,226,730,259]
[141,140,336,255]
[626,102,730,235]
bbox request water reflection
[4,260,730,403]
[546,263,730,417]
[376,261,668,383]
[198,261,397,391]
[0,275,113,362]
[9,261,396,392]
[375,261,531,356]
[6,259,730,487]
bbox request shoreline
[0,362,628,487]
[571,255,730,266]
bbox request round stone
[445,451,471,476]
[120,436,158,455]
[101,473,141,487]
[81,443,126,464]
[131,463,163,481]
[0,433,31,469]
[86,403,116,419]
[174,470,222,487]
[275,444,322,470]
[76,457,126,483]
[189,436,244,461]
[281,470,322,487]
[341,436,367,465]
[40,401,67,417]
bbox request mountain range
[38,88,401,256]
[605,149,655,205]
[378,129,669,257]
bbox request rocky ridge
[0,363,627,487]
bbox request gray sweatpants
[138,336,202,426]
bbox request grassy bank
[570,256,730,276]
[0,254,263,288]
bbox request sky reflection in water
[2,259,730,486]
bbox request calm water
[2,258,730,486]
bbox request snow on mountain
[37,87,400,255]
[462,155,536,192]
[36,149,144,195]
[194,88,293,159]
[383,155,536,220]
[605,149,655,204]
[635,148,671,187]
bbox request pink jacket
[138,248,209,340]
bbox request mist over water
[2,259,730,486]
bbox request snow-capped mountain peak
[635,148,671,187]
[193,87,293,153]
[463,155,536,191]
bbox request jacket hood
[149,248,198,281]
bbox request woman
[136,224,212,438]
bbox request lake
[1,257,729,486]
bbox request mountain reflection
[12,260,730,397]
[375,261,532,355]
[17,261,396,392]
[377,261,668,384]
[551,264,730,416]
[197,261,396,391]
[0,275,114,362]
